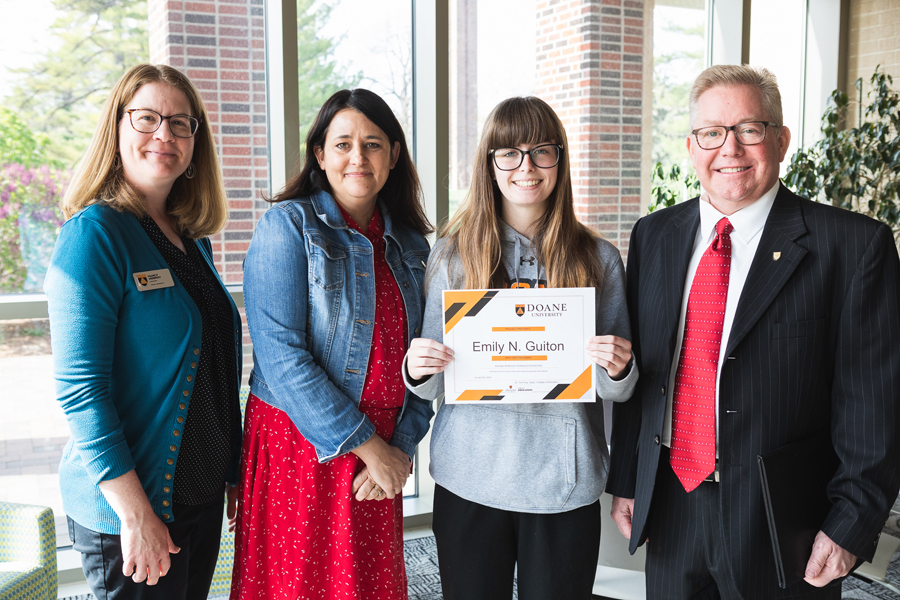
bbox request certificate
[442,288,595,403]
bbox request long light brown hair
[62,64,226,238]
[440,96,602,290]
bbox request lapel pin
[773,251,782,261]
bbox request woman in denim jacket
[231,89,433,600]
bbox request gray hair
[688,64,783,129]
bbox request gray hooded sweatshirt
[405,221,638,513]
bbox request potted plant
[648,161,700,213]
[784,67,900,242]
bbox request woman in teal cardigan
[45,64,242,599]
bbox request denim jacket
[243,189,433,461]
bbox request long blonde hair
[441,96,603,290]
[62,64,226,238]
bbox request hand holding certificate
[439,288,596,403]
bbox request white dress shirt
[662,182,780,452]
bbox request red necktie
[670,217,733,492]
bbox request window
[0,0,429,547]
[651,0,841,194]
[651,1,706,170]
[448,0,643,248]
[448,0,537,215]
[749,0,841,159]
[749,0,807,165]
[1,0,155,542]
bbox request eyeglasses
[489,144,563,171]
[124,109,201,138]
[691,121,778,150]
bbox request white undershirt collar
[698,180,780,246]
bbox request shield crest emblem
[515,304,525,317]
[138,275,148,286]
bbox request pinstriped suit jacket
[607,183,900,598]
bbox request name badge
[133,269,175,291]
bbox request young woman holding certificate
[405,96,638,599]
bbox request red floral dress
[230,206,409,600]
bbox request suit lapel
[661,202,700,341]
[725,185,808,356]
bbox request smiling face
[313,108,400,215]
[493,142,559,216]
[687,84,791,214]
[118,82,195,201]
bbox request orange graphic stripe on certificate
[491,355,547,361]
[443,290,498,334]
[455,389,505,401]
[492,326,545,332]
[543,366,593,400]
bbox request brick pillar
[534,0,644,254]
[148,0,267,283]
[148,0,267,383]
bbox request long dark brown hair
[271,88,432,236]
[441,96,602,289]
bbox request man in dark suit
[607,64,900,599]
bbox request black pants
[68,496,224,600]
[645,448,841,600]
[432,484,601,600]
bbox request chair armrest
[0,502,58,599]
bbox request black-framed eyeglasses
[691,121,778,150]
[124,109,201,138]
[489,144,563,171]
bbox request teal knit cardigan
[45,204,242,535]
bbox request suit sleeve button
[654,435,660,445]
[660,386,666,395]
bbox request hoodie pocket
[432,405,577,511]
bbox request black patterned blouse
[139,215,238,505]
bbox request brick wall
[847,0,900,88]
[149,0,268,285]
[534,0,644,255]
[149,0,268,383]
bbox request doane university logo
[515,304,525,317]
[137,275,148,287]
